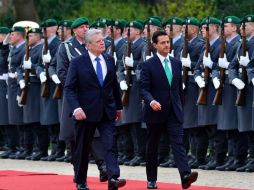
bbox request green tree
[71,0,150,21]
[152,0,216,20]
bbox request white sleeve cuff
[73,107,82,115]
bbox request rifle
[182,18,189,89]
[213,19,225,105]
[121,25,132,106]
[146,20,152,56]
[41,27,50,98]
[52,25,64,99]
[235,22,247,106]
[20,28,30,105]
[110,20,115,56]
[169,20,174,54]
[197,16,210,105]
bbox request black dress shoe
[31,152,48,161]
[190,160,206,169]
[108,178,126,190]
[118,155,132,165]
[16,151,32,159]
[225,160,245,171]
[203,161,224,170]
[0,150,17,159]
[140,161,146,166]
[48,153,65,161]
[216,158,234,171]
[159,159,171,167]
[64,155,72,163]
[9,151,23,159]
[99,167,108,182]
[56,154,69,162]
[198,160,214,170]
[182,171,198,189]
[236,160,254,172]
[147,181,157,189]
[126,156,145,166]
[76,183,89,190]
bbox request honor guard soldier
[16,27,43,159]
[35,19,61,161]
[193,17,223,170]
[215,16,247,171]
[175,17,205,168]
[163,16,184,60]
[0,26,25,159]
[0,27,10,155]
[229,15,254,172]
[118,20,147,166]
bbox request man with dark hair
[140,30,198,189]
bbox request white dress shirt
[156,52,172,74]
[88,51,107,80]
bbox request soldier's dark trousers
[21,124,34,152]
[35,124,49,153]
[48,124,65,155]
[116,125,134,158]
[214,130,228,163]
[247,131,254,159]
[5,125,19,151]
[183,128,197,156]
[0,126,6,147]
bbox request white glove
[125,54,134,67]
[239,52,250,67]
[145,52,153,61]
[181,54,191,68]
[19,80,25,89]
[203,53,213,69]
[3,33,10,45]
[23,58,32,69]
[42,50,51,63]
[113,52,117,62]
[212,77,220,89]
[120,80,128,91]
[182,83,186,90]
[16,95,23,107]
[39,72,47,83]
[169,50,174,57]
[218,55,230,69]
[252,78,254,86]
[195,76,205,88]
[232,78,245,90]
[51,74,61,84]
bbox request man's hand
[3,33,10,45]
[120,80,128,90]
[195,76,205,88]
[218,55,230,68]
[39,72,47,83]
[181,54,191,68]
[125,54,134,67]
[150,100,161,111]
[73,108,87,121]
[232,78,245,90]
[19,80,25,89]
[239,52,250,67]
[212,77,220,89]
[51,74,61,84]
[203,53,213,69]
[42,50,51,63]
[115,110,122,121]
[23,58,32,69]
[145,52,153,61]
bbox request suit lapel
[84,53,100,86]
[102,53,112,86]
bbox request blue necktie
[95,57,103,86]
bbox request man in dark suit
[65,29,126,190]
[140,30,198,189]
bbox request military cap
[150,16,162,23]
[129,20,144,30]
[223,16,241,24]
[59,20,73,28]
[0,27,10,34]
[163,17,184,27]
[90,20,106,29]
[112,19,125,29]
[184,17,200,26]
[146,18,162,28]
[118,19,128,27]
[200,17,221,26]
[10,26,25,33]
[44,19,58,27]
[100,18,111,26]
[71,17,89,29]
[28,28,42,34]
[242,15,254,23]
[136,19,145,26]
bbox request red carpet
[0,170,243,190]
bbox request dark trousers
[73,119,119,184]
[5,125,19,150]
[0,126,6,147]
[117,125,133,158]
[34,124,49,153]
[20,124,34,151]
[48,124,65,155]
[145,110,190,181]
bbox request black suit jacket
[64,51,122,122]
[140,54,183,124]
